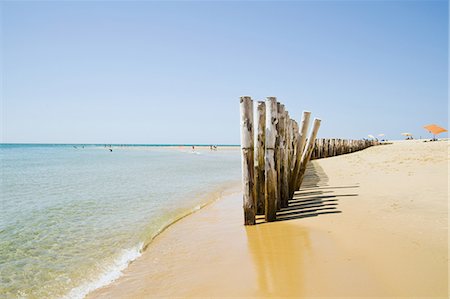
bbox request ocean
[0,144,241,299]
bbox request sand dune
[88,140,448,298]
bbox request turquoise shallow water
[0,144,241,299]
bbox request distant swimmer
[192,146,195,151]
[109,149,113,152]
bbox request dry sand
[88,140,448,298]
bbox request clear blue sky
[1,0,448,144]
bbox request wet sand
[88,140,448,298]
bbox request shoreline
[68,181,242,299]
[88,140,448,298]
[142,182,242,251]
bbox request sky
[1,0,448,144]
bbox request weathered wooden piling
[315,139,320,159]
[285,113,293,194]
[298,111,311,159]
[323,138,328,158]
[296,118,321,191]
[240,96,255,225]
[288,120,300,197]
[275,103,282,210]
[290,111,311,197]
[286,116,293,179]
[264,97,278,222]
[254,101,266,215]
[337,139,342,155]
[278,105,289,208]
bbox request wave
[142,181,240,250]
[62,243,143,299]
[64,181,241,299]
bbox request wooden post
[290,120,298,173]
[330,139,333,156]
[298,111,311,158]
[254,101,266,215]
[320,139,323,157]
[318,139,323,159]
[287,117,294,175]
[275,103,282,210]
[287,119,293,194]
[265,97,278,222]
[278,105,289,208]
[315,139,320,159]
[285,112,291,188]
[240,96,255,225]
[282,109,290,205]
[338,139,342,155]
[290,111,310,195]
[296,118,322,190]
[312,140,317,159]
[289,120,299,197]
[319,140,322,158]
[326,139,330,157]
[330,138,336,157]
[283,109,291,207]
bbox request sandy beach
[88,140,448,298]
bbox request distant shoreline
[0,143,240,147]
[1,138,447,147]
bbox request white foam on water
[62,242,143,299]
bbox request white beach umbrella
[368,134,375,139]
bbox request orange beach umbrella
[423,124,447,135]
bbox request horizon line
[0,142,241,146]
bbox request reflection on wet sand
[246,162,348,297]
[246,223,312,297]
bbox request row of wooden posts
[310,138,377,160]
[240,96,377,226]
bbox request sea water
[0,144,241,298]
